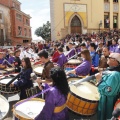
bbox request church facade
[50,0,120,41]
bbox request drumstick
[6,72,22,87]
[71,70,112,87]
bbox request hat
[109,53,120,63]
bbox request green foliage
[35,21,51,41]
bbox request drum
[0,94,9,120]
[67,77,81,84]
[114,99,120,119]
[0,70,7,75]
[5,67,15,73]
[13,98,45,120]
[66,82,99,116]
[33,64,43,75]
[65,59,81,70]
[0,74,20,94]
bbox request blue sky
[19,0,50,39]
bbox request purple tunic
[57,53,68,67]
[75,60,91,76]
[8,56,15,64]
[0,58,6,65]
[35,86,69,120]
[109,44,118,52]
[66,48,75,59]
[114,46,120,53]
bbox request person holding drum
[57,46,68,68]
[37,50,54,84]
[95,53,120,120]
[52,43,60,63]
[66,42,76,59]
[66,49,91,77]
[0,52,7,70]
[35,67,69,120]
[14,49,21,73]
[10,57,33,100]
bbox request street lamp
[99,20,102,34]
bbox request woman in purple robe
[66,49,91,76]
[35,67,70,120]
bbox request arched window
[71,15,81,27]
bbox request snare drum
[33,64,43,75]
[13,98,45,120]
[65,59,81,70]
[0,94,9,120]
[0,74,20,94]
[0,70,7,75]
[5,68,15,73]
[66,82,99,116]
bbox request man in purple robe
[66,42,76,59]
[0,52,7,70]
[57,47,68,68]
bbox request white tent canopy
[32,35,45,43]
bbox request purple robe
[114,46,120,53]
[57,53,68,67]
[66,48,75,59]
[0,58,6,65]
[8,56,15,64]
[35,86,69,120]
[109,44,118,52]
[75,60,91,76]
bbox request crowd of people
[1,29,120,120]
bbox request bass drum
[0,94,9,120]
[13,98,45,120]
[66,81,99,116]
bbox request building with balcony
[0,0,32,45]
[50,0,119,41]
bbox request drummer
[0,52,7,70]
[56,46,68,68]
[95,53,120,120]
[37,50,54,85]
[14,49,21,73]
[66,42,76,59]
[66,49,91,77]
[10,57,33,100]
[7,51,15,67]
[35,67,69,120]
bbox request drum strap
[54,103,66,113]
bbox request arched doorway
[71,15,82,34]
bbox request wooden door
[71,15,82,34]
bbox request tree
[35,21,51,41]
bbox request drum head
[67,59,81,65]
[33,65,43,75]
[70,82,99,101]
[13,98,45,120]
[5,68,15,72]
[0,70,7,74]
[67,77,80,84]
[0,95,9,120]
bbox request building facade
[0,0,32,45]
[0,4,11,46]
[50,0,119,41]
